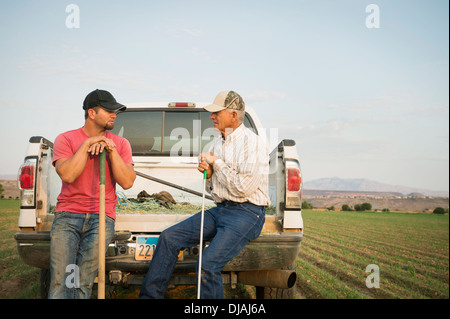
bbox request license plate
[135,235,158,261]
[135,235,183,261]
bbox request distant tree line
[302,201,313,209]
[433,207,448,215]
[301,199,448,215]
[302,201,373,211]
[341,202,372,211]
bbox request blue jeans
[139,201,265,299]
[48,212,115,299]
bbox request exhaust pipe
[237,269,297,289]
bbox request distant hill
[0,175,16,180]
[304,177,448,198]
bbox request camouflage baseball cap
[204,90,245,113]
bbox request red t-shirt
[52,128,134,220]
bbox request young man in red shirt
[49,89,136,299]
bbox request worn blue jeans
[139,201,265,299]
[48,212,115,299]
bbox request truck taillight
[17,158,37,207]
[287,168,301,191]
[285,160,302,209]
[19,165,34,189]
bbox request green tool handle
[99,151,106,185]
[203,169,207,179]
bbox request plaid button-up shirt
[206,124,270,206]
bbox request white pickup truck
[15,102,303,299]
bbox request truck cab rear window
[111,110,256,156]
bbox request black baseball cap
[83,89,126,112]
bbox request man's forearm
[55,141,91,184]
[108,149,136,189]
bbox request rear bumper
[15,230,302,274]
[14,231,133,270]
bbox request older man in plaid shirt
[140,91,269,299]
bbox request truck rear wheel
[40,268,50,299]
[256,285,295,299]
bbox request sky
[0,0,448,192]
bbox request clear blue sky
[1,0,448,191]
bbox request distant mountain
[303,177,449,197]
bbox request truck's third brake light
[168,102,196,108]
